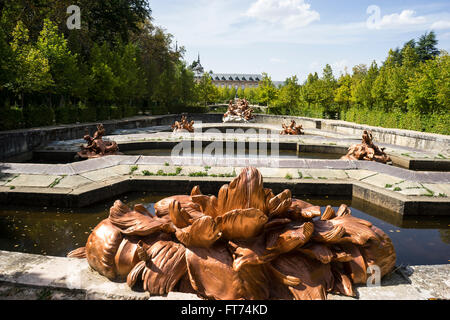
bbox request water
[0,192,448,266]
[124,149,342,160]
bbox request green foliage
[196,73,219,106]
[77,102,96,123]
[0,106,23,130]
[23,104,55,127]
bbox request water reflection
[0,192,448,266]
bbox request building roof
[202,73,263,82]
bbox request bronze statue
[76,124,122,159]
[280,120,304,135]
[172,115,195,133]
[341,131,391,164]
[68,167,396,300]
[223,98,255,123]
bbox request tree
[351,61,377,108]
[196,73,218,106]
[334,73,352,110]
[9,20,53,106]
[275,76,300,112]
[416,31,440,62]
[36,19,82,99]
[258,73,278,107]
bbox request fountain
[280,120,304,135]
[76,124,122,159]
[223,99,255,123]
[68,167,396,300]
[341,131,391,164]
[172,115,195,133]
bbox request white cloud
[430,20,450,30]
[245,0,320,29]
[373,10,427,29]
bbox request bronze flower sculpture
[68,167,396,300]
[223,99,255,123]
[172,116,195,133]
[341,131,391,164]
[76,124,122,159]
[280,120,304,135]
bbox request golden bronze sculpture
[68,167,396,300]
[280,120,304,135]
[76,124,122,159]
[223,98,255,123]
[172,115,195,133]
[341,131,391,164]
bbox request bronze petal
[127,261,146,289]
[228,236,275,271]
[360,225,396,278]
[321,206,336,221]
[85,219,123,280]
[141,240,188,296]
[154,195,194,217]
[268,190,292,218]
[217,167,268,215]
[169,200,193,228]
[266,222,314,254]
[176,216,221,248]
[270,253,334,300]
[329,216,378,245]
[215,208,268,240]
[109,200,175,236]
[186,244,245,300]
[312,220,346,243]
[341,244,368,284]
[331,264,356,297]
[297,243,334,265]
[288,199,321,220]
[191,195,218,218]
[114,237,141,279]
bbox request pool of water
[124,149,343,160]
[0,192,448,265]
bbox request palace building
[191,55,262,89]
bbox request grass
[129,165,138,175]
[438,193,447,198]
[401,153,412,158]
[142,170,154,176]
[9,186,15,190]
[49,176,65,188]
[436,154,447,159]
[164,162,170,166]
[285,174,293,180]
[298,171,303,179]
[393,187,402,192]
[385,184,393,188]
[189,171,209,177]
[318,177,328,180]
[420,184,435,197]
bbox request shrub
[23,104,55,127]
[0,106,23,130]
[55,103,78,124]
[96,105,110,121]
[110,105,122,119]
[77,102,96,123]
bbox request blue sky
[149,0,450,81]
